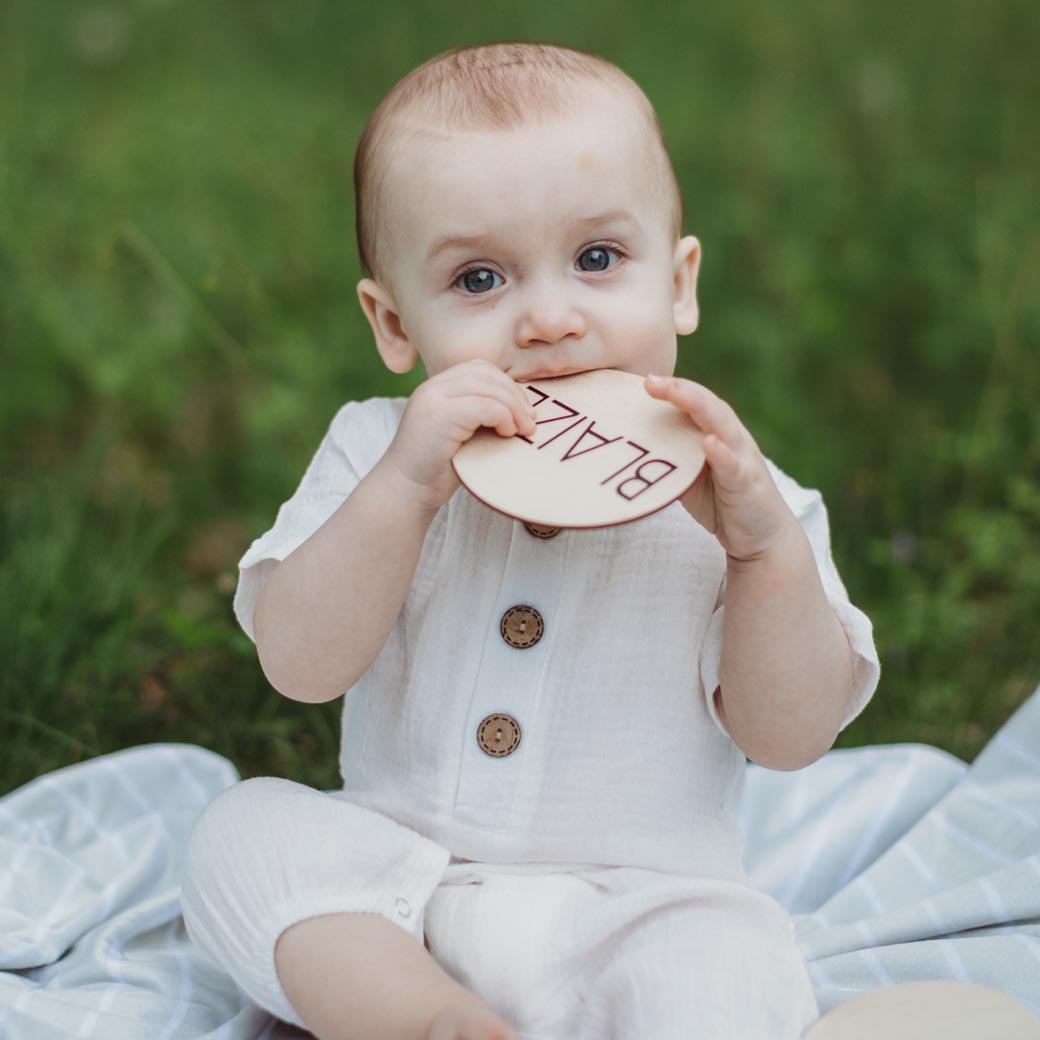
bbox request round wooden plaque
[802,981,1040,1039]
[451,369,706,529]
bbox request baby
[181,41,880,1040]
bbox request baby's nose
[516,288,587,346]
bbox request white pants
[180,778,819,1040]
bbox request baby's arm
[253,460,439,702]
[718,516,856,771]
[642,375,875,770]
[253,360,536,703]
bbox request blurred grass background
[1,0,1037,796]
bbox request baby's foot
[425,999,518,1040]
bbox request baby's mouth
[512,365,600,382]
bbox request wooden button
[500,605,544,649]
[477,713,522,757]
[523,521,561,539]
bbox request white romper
[180,395,881,1040]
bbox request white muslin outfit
[180,395,881,1039]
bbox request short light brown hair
[353,41,685,290]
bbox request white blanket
[2,684,1038,1038]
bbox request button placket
[452,522,567,826]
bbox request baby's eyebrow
[425,209,642,263]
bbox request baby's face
[358,96,700,383]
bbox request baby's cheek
[601,288,667,333]
[421,312,503,368]
[606,307,675,362]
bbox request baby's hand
[644,374,798,562]
[382,359,538,514]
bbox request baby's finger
[645,375,747,454]
[459,395,523,438]
[446,374,537,435]
[701,432,744,490]
[460,361,538,418]
[467,359,537,417]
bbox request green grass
[2,0,1038,795]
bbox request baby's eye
[455,268,504,295]
[576,245,624,273]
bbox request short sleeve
[232,397,403,644]
[698,457,881,740]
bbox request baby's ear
[356,278,419,374]
[672,236,700,335]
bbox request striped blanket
[2,684,1038,1038]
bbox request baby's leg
[180,777,517,1040]
[275,909,516,1040]
[574,871,819,1040]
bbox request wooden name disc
[451,368,706,529]
[802,981,1040,1039]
